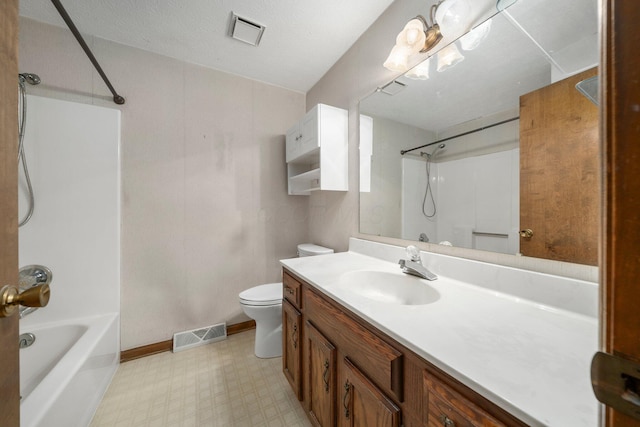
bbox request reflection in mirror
[359,0,599,264]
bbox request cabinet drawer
[305,288,403,403]
[424,374,505,427]
[283,271,302,309]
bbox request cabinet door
[299,107,319,156]
[339,357,400,427]
[307,322,336,427]
[283,300,302,400]
[286,124,302,163]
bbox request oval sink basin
[330,270,440,306]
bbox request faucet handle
[406,245,421,262]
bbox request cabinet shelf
[290,168,320,182]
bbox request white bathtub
[20,313,120,427]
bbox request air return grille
[172,322,227,353]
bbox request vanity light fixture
[437,42,465,72]
[383,2,444,73]
[406,58,431,80]
[459,19,492,51]
[434,0,470,39]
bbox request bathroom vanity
[280,239,598,427]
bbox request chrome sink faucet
[399,245,438,281]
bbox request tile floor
[90,330,311,427]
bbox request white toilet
[239,243,333,358]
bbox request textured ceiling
[18,0,396,93]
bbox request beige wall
[19,18,308,350]
[306,2,598,282]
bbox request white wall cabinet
[286,104,348,195]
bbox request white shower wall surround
[402,148,520,254]
[19,95,120,321]
[18,95,120,427]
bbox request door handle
[519,229,534,238]
[0,283,50,318]
[592,351,640,420]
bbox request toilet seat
[239,282,282,306]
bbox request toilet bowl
[239,243,333,358]
[239,283,283,358]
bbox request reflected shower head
[420,143,446,160]
[430,143,446,157]
[421,143,446,159]
[19,73,41,85]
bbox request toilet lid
[239,282,282,306]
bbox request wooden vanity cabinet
[282,268,527,427]
[282,299,302,400]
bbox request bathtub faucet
[399,245,438,281]
[20,306,38,318]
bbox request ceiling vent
[229,13,266,47]
[379,80,407,96]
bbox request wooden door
[306,322,336,427]
[519,67,599,265]
[339,357,400,427]
[283,299,302,400]
[599,0,640,425]
[0,1,21,426]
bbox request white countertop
[281,244,599,427]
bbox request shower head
[19,73,41,85]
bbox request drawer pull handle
[439,414,455,426]
[322,359,330,392]
[285,287,294,295]
[343,380,351,418]
[292,324,298,349]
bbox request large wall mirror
[359,0,599,265]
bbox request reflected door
[519,67,599,265]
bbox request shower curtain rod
[50,0,126,105]
[400,116,519,155]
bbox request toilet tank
[297,243,334,257]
